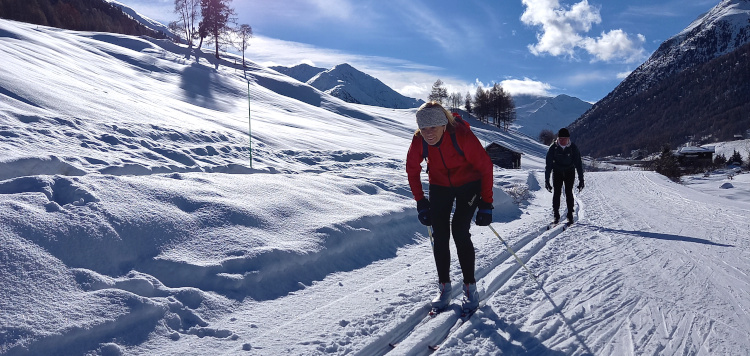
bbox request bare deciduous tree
[173,0,200,48]
[539,129,555,145]
[232,24,253,67]
[448,92,463,111]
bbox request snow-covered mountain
[106,0,178,41]
[570,0,750,157]
[620,0,750,97]
[269,63,326,83]
[512,94,592,139]
[305,63,425,109]
[2,18,750,356]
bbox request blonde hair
[415,101,456,136]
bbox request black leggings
[552,168,575,219]
[429,180,480,284]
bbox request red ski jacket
[406,122,494,204]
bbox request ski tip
[428,345,439,351]
[389,342,399,348]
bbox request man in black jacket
[544,128,584,224]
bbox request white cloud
[521,0,646,63]
[582,30,646,63]
[500,78,553,96]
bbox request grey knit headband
[416,106,449,129]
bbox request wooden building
[485,142,522,169]
[676,146,715,166]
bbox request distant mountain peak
[270,63,327,83]
[628,0,750,96]
[332,63,355,70]
[512,94,591,138]
[305,63,424,109]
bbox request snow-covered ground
[1,19,750,356]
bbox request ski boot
[461,283,479,315]
[430,282,452,314]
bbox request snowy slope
[512,94,592,138]
[2,18,750,356]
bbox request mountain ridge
[513,94,592,139]
[272,63,424,109]
[269,63,326,83]
[570,0,750,157]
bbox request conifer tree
[653,145,681,181]
[199,0,235,59]
[428,79,448,105]
[729,150,743,166]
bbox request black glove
[545,181,552,193]
[475,201,493,226]
[416,198,431,226]
[577,181,585,192]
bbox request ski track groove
[358,171,749,355]
[426,199,586,353]
[375,207,574,354]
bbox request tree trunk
[214,34,220,59]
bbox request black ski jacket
[545,141,584,183]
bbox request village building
[676,146,715,166]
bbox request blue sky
[124,0,719,103]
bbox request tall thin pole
[487,224,538,281]
[251,79,253,168]
[487,223,594,355]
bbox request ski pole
[427,226,434,251]
[487,224,539,283]
[489,227,594,354]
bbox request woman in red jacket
[406,102,494,313]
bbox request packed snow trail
[431,171,750,355]
[381,214,577,355]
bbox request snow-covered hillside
[2,18,750,356]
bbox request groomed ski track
[230,170,750,355]
[371,195,577,355]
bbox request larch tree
[199,0,235,59]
